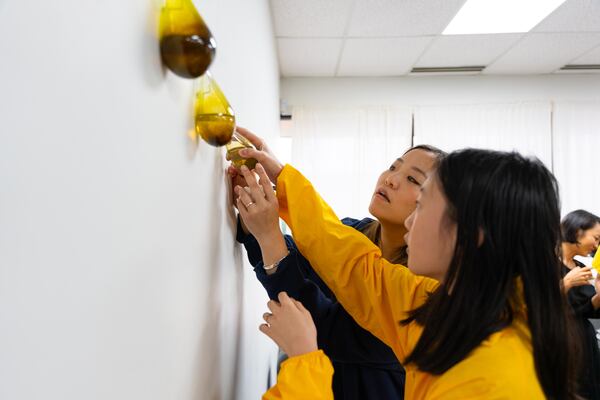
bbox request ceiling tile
[533,0,600,33]
[346,0,467,37]
[277,38,343,77]
[269,0,355,38]
[484,33,600,74]
[416,34,523,67]
[337,37,433,76]
[269,0,600,76]
[570,44,600,64]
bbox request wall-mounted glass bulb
[159,0,216,79]
[194,72,235,147]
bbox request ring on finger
[246,202,255,208]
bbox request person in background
[561,209,600,399]
[236,139,580,399]
[229,128,444,400]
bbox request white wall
[0,1,279,399]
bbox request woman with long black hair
[234,139,580,399]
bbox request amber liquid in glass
[195,114,236,147]
[159,0,216,78]
[160,34,215,79]
[226,132,257,169]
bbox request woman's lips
[375,188,391,203]
[375,192,390,202]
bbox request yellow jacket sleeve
[262,350,333,400]
[276,165,438,361]
[593,249,600,274]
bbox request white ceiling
[269,0,600,77]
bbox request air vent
[410,66,485,73]
[560,64,600,71]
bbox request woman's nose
[385,173,400,188]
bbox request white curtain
[413,102,553,169]
[290,106,413,219]
[552,101,600,217]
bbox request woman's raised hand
[235,163,280,243]
[235,127,284,183]
[259,292,318,358]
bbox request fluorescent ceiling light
[443,0,567,35]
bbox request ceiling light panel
[443,0,567,35]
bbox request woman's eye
[408,176,421,185]
[389,165,396,171]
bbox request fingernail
[241,165,249,172]
[256,163,263,170]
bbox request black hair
[403,144,446,160]
[561,209,600,244]
[402,149,579,399]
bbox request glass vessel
[226,131,258,169]
[194,72,235,147]
[159,0,216,78]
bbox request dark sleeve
[255,254,399,364]
[242,215,397,363]
[235,216,264,267]
[567,285,600,319]
[236,215,335,299]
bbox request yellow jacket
[267,165,545,399]
[593,249,600,274]
[262,350,333,400]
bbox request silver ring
[245,202,255,208]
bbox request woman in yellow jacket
[235,135,579,399]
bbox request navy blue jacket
[237,217,405,400]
